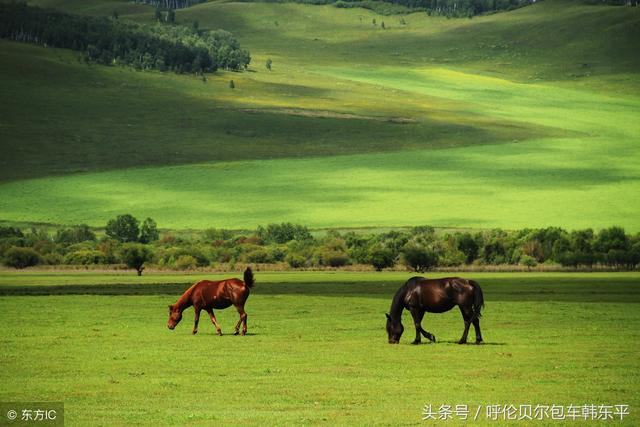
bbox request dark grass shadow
[434,340,508,346]
[1,278,640,303]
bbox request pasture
[1,0,639,230]
[1,271,639,425]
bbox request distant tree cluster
[0,2,251,73]
[2,221,639,273]
[265,0,536,16]
[585,0,637,5]
[134,0,206,9]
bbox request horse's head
[385,313,404,344]
[167,304,182,330]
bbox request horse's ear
[385,313,390,320]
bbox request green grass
[1,271,639,425]
[0,0,639,231]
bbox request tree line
[0,2,250,73]
[1,218,639,274]
[134,0,206,9]
[263,0,536,16]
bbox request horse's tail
[243,267,255,288]
[470,280,484,320]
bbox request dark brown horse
[167,267,254,335]
[386,276,484,345]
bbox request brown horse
[386,276,484,345]
[167,267,254,335]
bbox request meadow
[1,0,639,230]
[0,271,639,425]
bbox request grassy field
[0,271,639,425]
[1,0,639,230]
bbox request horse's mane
[389,276,425,321]
[174,282,198,308]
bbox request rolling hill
[0,0,639,230]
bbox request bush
[257,223,313,244]
[174,255,197,270]
[0,226,24,239]
[285,253,307,268]
[120,244,154,275]
[317,250,350,267]
[3,247,41,268]
[55,224,96,244]
[204,228,234,241]
[42,252,63,265]
[520,254,538,270]
[244,248,273,264]
[402,245,438,272]
[369,247,395,271]
[64,250,107,265]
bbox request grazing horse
[386,276,484,345]
[167,267,254,335]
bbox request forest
[0,2,250,73]
[1,218,639,272]
[134,0,206,9]
[263,0,538,16]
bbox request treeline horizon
[134,0,206,9]
[0,2,250,73]
[249,0,537,17]
[1,217,639,273]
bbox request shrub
[0,226,24,239]
[285,253,307,269]
[174,255,197,270]
[120,244,154,275]
[42,252,63,265]
[55,224,96,244]
[369,247,395,271]
[520,254,538,270]
[64,250,107,265]
[317,250,350,267]
[3,247,41,269]
[204,228,234,241]
[402,245,438,272]
[257,223,313,244]
[244,248,273,264]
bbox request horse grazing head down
[167,304,183,330]
[385,313,404,344]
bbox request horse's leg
[420,326,436,343]
[192,307,201,335]
[473,318,483,344]
[234,305,248,336]
[206,309,222,336]
[409,308,425,345]
[458,306,473,344]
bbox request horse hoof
[476,340,483,345]
[241,331,247,336]
[234,331,239,336]
[458,340,467,345]
[411,340,421,345]
[217,331,223,336]
[192,330,198,335]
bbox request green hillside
[0,0,639,230]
